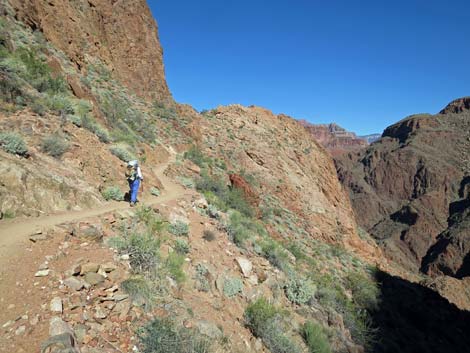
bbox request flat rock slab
[84,272,105,286]
[50,297,63,313]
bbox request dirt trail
[0,148,185,264]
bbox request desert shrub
[81,114,111,143]
[45,94,74,115]
[2,209,15,219]
[102,186,124,201]
[196,172,253,217]
[195,264,211,292]
[109,144,135,162]
[176,176,195,188]
[202,229,216,242]
[184,145,212,168]
[206,204,219,219]
[223,277,243,298]
[111,230,161,274]
[301,321,332,353]
[245,299,300,353]
[285,277,316,305]
[41,134,69,158]
[30,99,46,115]
[135,206,167,235]
[150,187,160,196]
[345,270,380,311]
[259,238,291,272]
[226,210,266,247]
[121,276,154,309]
[175,238,190,254]
[312,272,377,348]
[0,132,27,156]
[165,252,186,284]
[138,317,212,353]
[66,115,81,127]
[93,123,111,143]
[245,298,279,336]
[169,220,189,237]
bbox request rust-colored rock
[300,121,368,157]
[200,105,381,262]
[229,174,260,209]
[336,101,470,273]
[9,0,172,102]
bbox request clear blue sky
[148,0,469,135]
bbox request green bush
[0,132,27,156]
[150,187,160,196]
[285,277,316,305]
[176,176,195,189]
[245,299,300,353]
[111,231,161,274]
[260,238,290,272]
[41,134,69,158]
[109,144,135,162]
[81,114,111,143]
[345,271,380,311]
[166,252,186,284]
[223,277,243,298]
[301,321,332,353]
[175,238,190,254]
[169,220,189,237]
[102,186,124,201]
[195,264,211,292]
[45,94,74,115]
[135,206,166,235]
[121,276,154,309]
[196,172,253,217]
[226,210,266,247]
[184,145,211,168]
[138,317,212,353]
[245,298,280,336]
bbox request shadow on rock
[370,271,470,353]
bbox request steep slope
[336,99,470,273]
[300,120,369,156]
[200,106,379,259]
[8,0,171,102]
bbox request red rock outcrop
[201,106,382,262]
[336,104,470,273]
[299,121,368,157]
[229,174,260,209]
[8,0,171,102]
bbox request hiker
[126,160,143,207]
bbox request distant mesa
[299,120,376,156]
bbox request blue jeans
[128,179,140,203]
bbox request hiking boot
[130,202,135,207]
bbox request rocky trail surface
[0,151,184,265]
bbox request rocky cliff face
[200,106,380,260]
[8,0,171,102]
[336,102,470,273]
[300,120,369,156]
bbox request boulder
[236,257,253,277]
[84,273,105,286]
[64,277,84,291]
[80,263,99,275]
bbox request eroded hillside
[2,1,470,353]
[335,97,470,311]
